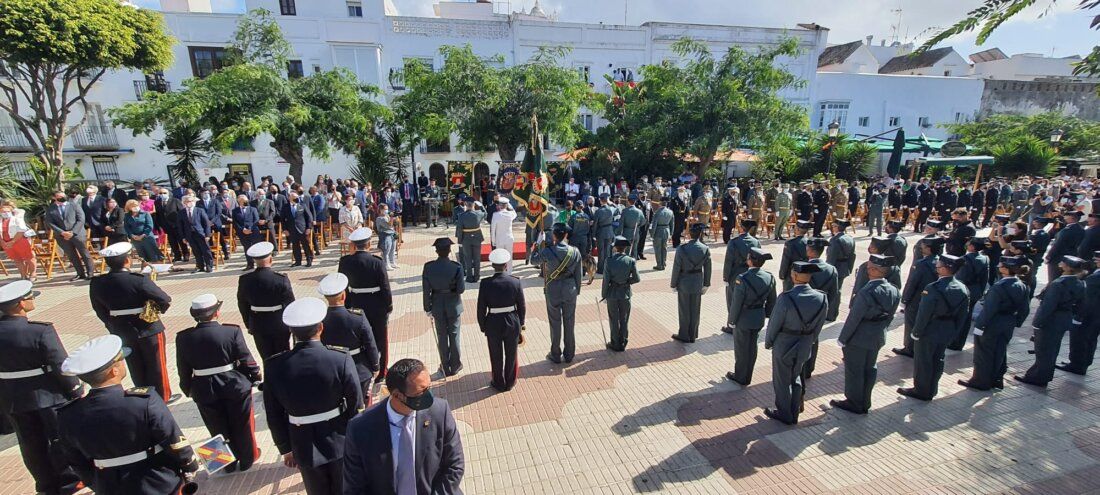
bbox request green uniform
[838,278,900,412]
[969,276,1030,389]
[1065,269,1100,374]
[723,233,760,329]
[593,205,616,274]
[531,241,583,362]
[801,259,840,387]
[422,256,466,373]
[619,206,645,259]
[886,233,908,266]
[774,192,792,240]
[900,255,938,355]
[567,211,593,256]
[910,276,970,399]
[602,252,640,351]
[650,207,674,269]
[671,239,712,342]
[826,233,856,289]
[778,235,807,292]
[765,284,828,424]
[850,262,901,302]
[1021,274,1084,385]
[950,251,989,350]
[455,209,485,282]
[727,267,777,384]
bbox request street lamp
[826,120,840,176]
[1050,128,1064,154]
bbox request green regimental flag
[511,115,550,229]
[447,161,474,198]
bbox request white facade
[0,0,827,187]
[971,52,1084,81]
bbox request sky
[135,0,1096,58]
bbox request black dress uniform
[811,185,830,237]
[237,266,296,361]
[0,312,83,495]
[477,270,526,391]
[176,319,262,471]
[946,218,976,257]
[264,340,363,495]
[339,250,393,379]
[764,264,828,425]
[795,188,813,222]
[321,306,380,397]
[962,263,1030,390]
[726,250,777,385]
[89,269,174,401]
[836,267,901,413]
[58,384,199,494]
[903,260,970,401]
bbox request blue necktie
[396,415,415,495]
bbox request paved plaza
[1,224,1099,495]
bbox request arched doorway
[429,162,446,185]
[473,162,490,200]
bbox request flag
[447,161,473,198]
[512,115,550,229]
[195,435,237,474]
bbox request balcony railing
[0,126,32,151]
[71,125,119,150]
[133,79,171,100]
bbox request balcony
[0,126,32,151]
[71,125,119,150]
[133,79,172,100]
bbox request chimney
[881,39,886,46]
[866,35,873,46]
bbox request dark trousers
[1066,323,1099,373]
[607,298,630,350]
[186,233,213,270]
[126,332,172,402]
[900,302,918,354]
[401,202,417,225]
[812,212,826,237]
[842,345,880,412]
[721,220,735,244]
[312,223,324,253]
[195,391,258,470]
[288,231,313,264]
[164,226,189,261]
[772,338,812,424]
[1022,324,1067,384]
[732,327,761,384]
[596,237,613,274]
[299,459,343,495]
[950,299,979,351]
[237,232,259,268]
[671,217,685,247]
[431,312,462,374]
[56,237,93,278]
[912,338,948,399]
[364,311,389,379]
[982,206,996,227]
[637,224,648,259]
[252,329,291,362]
[216,226,230,258]
[9,407,81,495]
[486,328,520,390]
[914,207,931,232]
[969,330,1012,389]
[676,291,702,341]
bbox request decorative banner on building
[498,162,521,195]
[195,435,237,474]
[447,161,473,197]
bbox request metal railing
[71,125,119,149]
[133,79,171,100]
[0,126,32,151]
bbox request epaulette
[277,271,289,278]
[56,396,80,410]
[27,320,52,327]
[326,345,350,353]
[125,387,151,397]
[371,254,384,261]
[267,349,291,361]
[347,308,364,315]
[223,323,242,329]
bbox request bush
[990,136,1058,178]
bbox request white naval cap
[349,227,373,242]
[190,293,220,312]
[61,335,130,377]
[473,201,483,208]
[0,280,38,308]
[317,273,349,296]
[246,241,274,259]
[100,242,133,258]
[282,298,328,328]
[488,248,511,265]
[496,197,509,204]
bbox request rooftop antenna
[624,0,628,25]
[889,8,903,43]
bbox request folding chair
[32,229,66,280]
[86,230,107,275]
[209,232,224,269]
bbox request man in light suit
[45,191,94,281]
[343,358,465,495]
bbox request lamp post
[825,120,840,177]
[1050,128,1064,154]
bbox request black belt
[865,314,892,322]
[933,316,956,321]
[781,328,816,336]
[687,269,702,274]
[745,304,764,310]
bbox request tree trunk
[273,140,305,184]
[693,155,714,180]
[496,143,518,162]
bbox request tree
[0,0,174,186]
[399,45,590,161]
[629,38,807,178]
[831,140,878,181]
[110,9,384,182]
[945,112,1100,158]
[990,135,1060,177]
[156,126,210,186]
[590,76,680,180]
[919,1,1099,81]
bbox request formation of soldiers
[1,171,1099,494]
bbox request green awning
[914,156,994,167]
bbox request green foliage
[944,112,1100,158]
[155,126,210,186]
[226,9,292,69]
[348,130,394,186]
[756,134,879,182]
[0,0,175,185]
[398,44,590,161]
[990,135,1060,177]
[0,155,24,206]
[832,141,878,181]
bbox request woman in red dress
[0,200,36,280]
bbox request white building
[969,48,1084,81]
[0,0,827,187]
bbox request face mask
[0,212,10,219]
[1005,227,1017,235]
[159,193,169,200]
[130,207,140,213]
[55,198,65,203]
[400,389,434,411]
[202,194,211,201]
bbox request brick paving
[2,223,1098,494]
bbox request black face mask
[54,198,65,203]
[400,389,434,411]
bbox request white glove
[972,329,984,336]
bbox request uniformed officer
[764,262,828,425]
[423,178,441,227]
[594,194,617,275]
[0,281,82,495]
[57,335,200,494]
[898,254,970,401]
[478,248,526,391]
[1058,250,1100,375]
[603,236,641,351]
[958,255,1031,390]
[89,242,177,403]
[1045,210,1085,284]
[620,195,645,259]
[851,236,902,299]
[946,208,977,257]
[883,220,908,266]
[722,219,761,334]
[237,241,295,362]
[826,219,856,289]
[421,238,465,376]
[949,237,991,351]
[455,201,485,282]
[893,235,943,358]
[264,298,363,495]
[175,294,262,472]
[832,255,901,414]
[725,247,777,386]
[914,219,946,262]
[774,184,793,241]
[1016,256,1087,387]
[811,181,830,237]
[568,200,593,259]
[1028,216,1053,273]
[317,274,380,399]
[829,181,848,221]
[650,198,674,270]
[338,227,393,381]
[671,222,712,343]
[532,223,583,363]
[801,237,839,392]
[778,220,811,291]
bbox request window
[612,67,634,83]
[287,60,304,79]
[312,63,322,74]
[279,0,296,15]
[188,46,227,78]
[888,116,900,127]
[918,116,931,128]
[816,101,849,132]
[424,138,450,153]
[347,1,363,17]
[858,116,869,127]
[333,46,381,83]
[92,157,120,180]
[943,70,951,76]
[577,114,594,132]
[575,65,591,84]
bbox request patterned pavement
[2,222,1098,494]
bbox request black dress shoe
[891,348,914,358]
[490,381,507,392]
[829,399,866,415]
[305,260,313,267]
[222,461,238,473]
[1012,375,1047,387]
[671,334,690,343]
[720,326,734,334]
[762,408,795,425]
[897,387,931,401]
[563,356,574,363]
[450,363,463,375]
[290,262,301,267]
[545,354,562,364]
[166,393,184,405]
[957,379,990,391]
[725,372,747,386]
[993,379,1004,390]
[1055,364,1086,375]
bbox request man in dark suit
[282,192,315,267]
[400,179,418,226]
[155,188,188,262]
[45,191,94,281]
[343,358,465,495]
[101,180,129,208]
[199,189,227,259]
[80,186,107,244]
[171,179,189,200]
[232,195,261,270]
[179,195,214,272]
